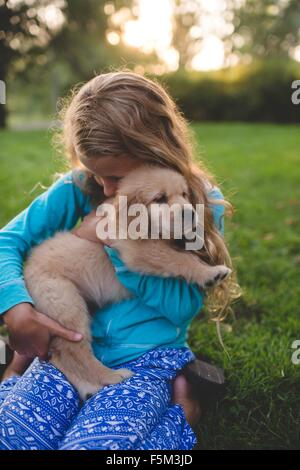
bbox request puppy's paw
[203,265,232,289]
[116,368,134,380]
[77,381,103,401]
[100,368,134,387]
[78,369,134,401]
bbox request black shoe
[181,356,226,411]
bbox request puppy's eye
[182,191,188,199]
[154,194,168,204]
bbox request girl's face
[81,155,142,198]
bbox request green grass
[1,123,300,449]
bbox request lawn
[0,123,300,449]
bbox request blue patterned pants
[0,348,197,450]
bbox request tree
[0,0,67,128]
[171,0,203,70]
[0,0,157,127]
[231,0,300,60]
[50,0,153,83]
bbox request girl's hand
[3,303,82,360]
[72,211,114,246]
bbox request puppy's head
[115,165,196,240]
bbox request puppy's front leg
[115,239,231,288]
[25,269,133,400]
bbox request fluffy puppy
[24,165,230,399]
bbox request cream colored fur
[24,165,230,400]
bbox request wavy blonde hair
[56,70,240,319]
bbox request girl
[0,71,236,450]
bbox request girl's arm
[0,171,90,358]
[105,187,225,326]
[0,170,90,316]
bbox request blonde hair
[57,70,241,318]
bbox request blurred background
[0,0,300,127]
[1,0,300,450]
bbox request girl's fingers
[74,212,101,242]
[36,313,82,342]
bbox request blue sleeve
[0,170,90,315]
[104,186,226,326]
[208,186,225,235]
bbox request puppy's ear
[113,191,141,223]
[124,186,148,206]
[126,190,141,207]
[115,191,139,209]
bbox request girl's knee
[0,358,80,450]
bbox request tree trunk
[0,51,8,129]
[0,99,7,129]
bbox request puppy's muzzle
[182,206,198,234]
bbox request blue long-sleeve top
[0,170,225,367]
